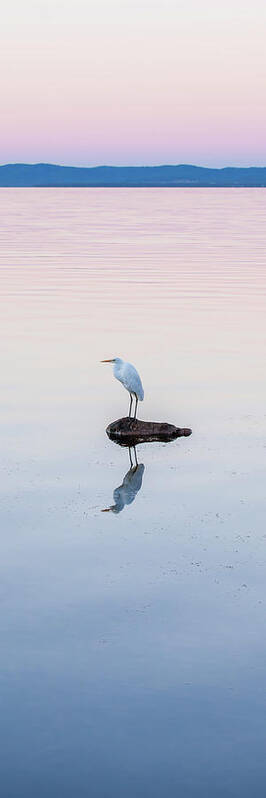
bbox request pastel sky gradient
[1,0,266,166]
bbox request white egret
[101,357,144,418]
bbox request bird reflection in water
[102,447,145,514]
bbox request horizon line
[1,161,266,170]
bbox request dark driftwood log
[106,417,192,446]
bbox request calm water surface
[0,189,266,797]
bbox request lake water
[1,189,266,797]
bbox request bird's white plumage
[101,356,144,418]
[113,358,144,400]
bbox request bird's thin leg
[128,394,133,418]
[129,447,133,468]
[133,446,138,466]
[134,395,138,420]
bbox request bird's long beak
[101,359,115,363]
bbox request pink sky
[1,0,266,166]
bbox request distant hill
[0,163,266,187]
